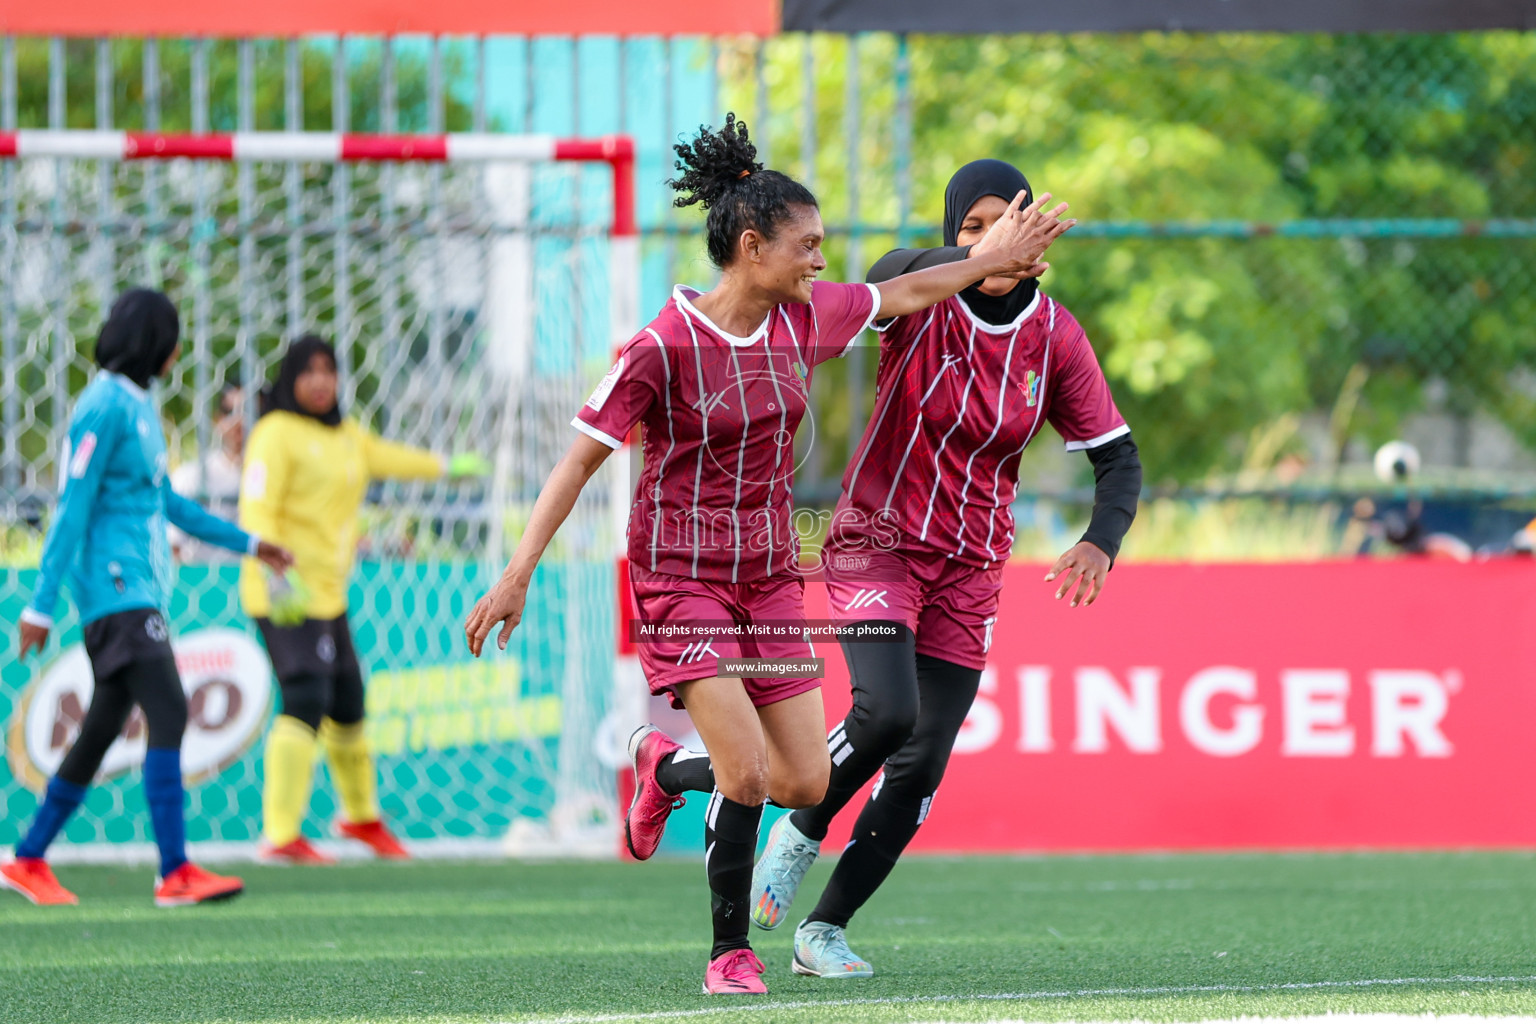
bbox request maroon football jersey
[830,291,1127,569]
[575,281,880,582]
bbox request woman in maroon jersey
[743,158,1145,978]
[464,121,1070,995]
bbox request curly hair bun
[664,112,817,270]
[668,112,762,210]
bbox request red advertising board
[809,560,1536,852]
[0,0,778,37]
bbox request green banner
[1,560,614,848]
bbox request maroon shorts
[823,542,1004,670]
[629,565,823,710]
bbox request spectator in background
[169,380,245,562]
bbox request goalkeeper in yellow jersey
[240,335,487,864]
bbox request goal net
[0,130,638,860]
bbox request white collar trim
[956,288,1042,335]
[673,286,770,348]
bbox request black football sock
[789,625,920,842]
[804,788,927,929]
[704,789,763,959]
[806,654,981,928]
[655,749,715,795]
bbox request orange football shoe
[337,820,410,860]
[153,862,244,907]
[259,836,337,865]
[0,857,78,906]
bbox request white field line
[501,975,1536,1024]
[920,1017,1536,1024]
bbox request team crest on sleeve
[586,357,626,411]
[243,461,267,499]
[68,432,97,479]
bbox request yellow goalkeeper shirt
[239,411,444,619]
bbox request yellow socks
[263,716,379,841]
[321,718,379,825]
[263,715,318,846]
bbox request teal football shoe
[792,920,873,978]
[750,814,819,930]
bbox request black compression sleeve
[866,247,972,327]
[865,245,971,284]
[1080,435,1142,566]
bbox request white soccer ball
[1373,440,1420,483]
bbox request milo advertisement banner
[0,561,614,852]
[9,627,272,791]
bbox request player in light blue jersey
[2,289,291,908]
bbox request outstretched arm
[166,490,292,570]
[872,191,1073,320]
[165,489,255,556]
[362,432,447,481]
[464,433,615,656]
[164,489,293,571]
[865,246,971,285]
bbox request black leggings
[56,656,187,788]
[789,625,982,927]
[256,617,367,730]
[277,668,365,731]
[793,624,982,838]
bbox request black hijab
[260,334,343,426]
[943,159,1038,326]
[94,288,180,389]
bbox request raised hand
[972,190,1075,276]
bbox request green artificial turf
[1,851,1533,1023]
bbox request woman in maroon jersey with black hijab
[746,157,1144,978]
[465,123,1070,994]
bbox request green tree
[724,32,1536,485]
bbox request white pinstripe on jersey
[919,321,981,542]
[644,328,677,573]
[979,298,1057,561]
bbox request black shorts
[83,607,175,682]
[256,615,361,685]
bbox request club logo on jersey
[585,357,626,412]
[844,588,890,610]
[1021,370,1040,407]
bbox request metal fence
[0,28,1533,855]
[0,133,627,852]
[2,30,1535,506]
